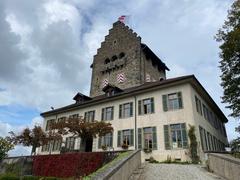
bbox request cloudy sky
[0,0,238,156]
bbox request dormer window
[73,93,92,104]
[102,84,123,97]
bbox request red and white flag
[118,15,129,24]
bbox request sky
[0,0,238,156]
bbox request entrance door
[85,138,93,152]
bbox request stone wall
[93,150,141,180]
[90,21,142,97]
[208,153,240,180]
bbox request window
[45,119,55,131]
[105,58,110,64]
[57,117,66,123]
[164,123,188,149]
[65,137,75,150]
[195,96,202,115]
[119,102,133,118]
[138,98,154,115]
[203,104,208,120]
[199,126,207,151]
[42,143,50,152]
[117,129,134,147]
[98,133,113,148]
[138,127,157,150]
[84,110,95,122]
[162,92,183,111]
[69,114,79,119]
[111,55,117,61]
[52,139,62,151]
[119,52,125,59]
[102,107,114,121]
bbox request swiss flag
[118,15,127,23]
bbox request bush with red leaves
[32,152,107,178]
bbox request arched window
[105,58,110,64]
[111,55,118,61]
[119,52,125,59]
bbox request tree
[188,125,199,164]
[52,117,113,152]
[0,136,14,161]
[9,126,61,155]
[230,137,240,152]
[215,0,240,122]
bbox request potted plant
[121,143,129,150]
[101,145,107,151]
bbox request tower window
[119,52,125,59]
[105,58,110,64]
[111,55,117,61]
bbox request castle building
[39,21,228,162]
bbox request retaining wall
[208,153,240,180]
[93,150,141,180]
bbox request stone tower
[90,21,169,97]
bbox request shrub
[0,174,20,180]
[33,152,106,178]
[149,156,158,163]
[4,162,22,176]
[188,125,200,164]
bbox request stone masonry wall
[90,21,142,97]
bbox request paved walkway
[129,163,225,180]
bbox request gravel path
[130,163,225,180]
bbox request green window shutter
[117,131,122,147]
[138,128,142,149]
[93,111,95,121]
[110,133,113,147]
[199,101,203,115]
[178,92,183,109]
[84,112,87,121]
[138,100,142,115]
[101,108,104,121]
[195,96,198,113]
[181,123,188,148]
[130,129,134,146]
[162,95,168,112]
[164,125,171,150]
[130,102,133,116]
[151,98,155,113]
[98,137,102,149]
[119,105,122,118]
[111,107,114,120]
[152,127,157,150]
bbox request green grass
[83,151,131,179]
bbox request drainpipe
[134,96,137,150]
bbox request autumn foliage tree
[52,116,113,151]
[9,126,61,155]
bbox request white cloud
[0,0,238,149]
